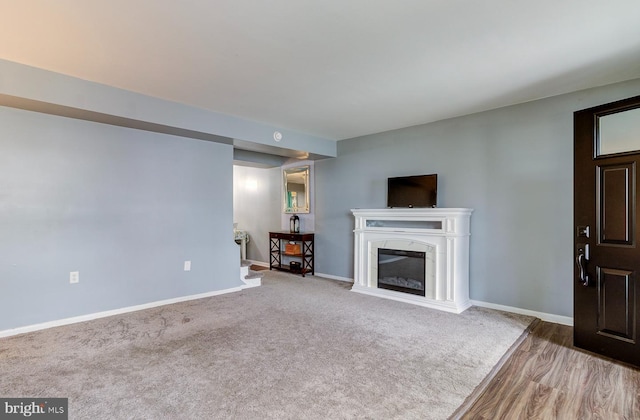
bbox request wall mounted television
[387,174,437,208]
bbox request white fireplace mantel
[351,208,473,313]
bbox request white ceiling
[1,1,639,141]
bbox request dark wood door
[574,95,640,366]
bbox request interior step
[245,270,265,280]
[240,263,263,288]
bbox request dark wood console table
[269,231,314,276]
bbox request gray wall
[233,165,282,263]
[0,106,240,331]
[315,78,640,317]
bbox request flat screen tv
[387,174,437,208]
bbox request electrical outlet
[184,261,191,271]
[70,271,79,284]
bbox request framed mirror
[283,166,310,213]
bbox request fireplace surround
[351,208,473,313]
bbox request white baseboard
[0,286,243,339]
[471,300,573,326]
[315,273,353,283]
[310,274,573,325]
[250,264,353,283]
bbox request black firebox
[377,248,426,296]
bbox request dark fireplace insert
[377,248,426,296]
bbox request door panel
[598,163,634,245]
[574,94,640,366]
[596,266,635,342]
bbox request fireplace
[377,248,426,296]
[351,208,473,313]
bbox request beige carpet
[0,271,534,419]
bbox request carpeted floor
[0,271,534,419]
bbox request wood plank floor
[458,320,640,419]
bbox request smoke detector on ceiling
[273,131,283,142]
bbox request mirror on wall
[283,166,310,213]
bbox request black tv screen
[387,174,437,208]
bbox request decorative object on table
[289,214,300,233]
[285,242,301,255]
[290,261,301,272]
